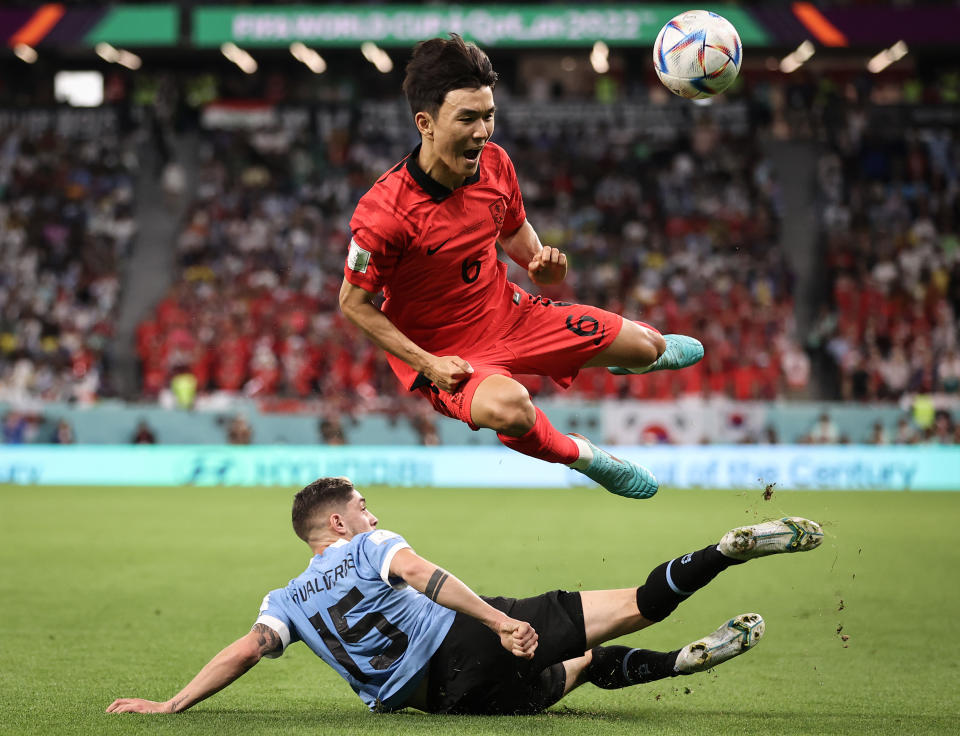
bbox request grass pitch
[1,483,958,736]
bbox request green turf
[1,484,958,735]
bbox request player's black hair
[292,477,356,542]
[402,33,498,118]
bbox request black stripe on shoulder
[376,156,410,185]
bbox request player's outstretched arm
[499,220,567,287]
[106,625,281,714]
[389,548,538,659]
[339,278,473,392]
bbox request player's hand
[528,246,567,286]
[106,698,174,714]
[497,618,538,660]
[424,355,474,393]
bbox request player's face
[427,86,496,184]
[340,491,378,536]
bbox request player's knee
[487,385,536,436]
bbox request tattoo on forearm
[424,569,450,602]
[251,623,282,655]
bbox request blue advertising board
[0,445,957,490]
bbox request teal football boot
[609,334,704,375]
[569,434,658,499]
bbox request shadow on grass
[92,705,959,736]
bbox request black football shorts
[424,589,586,715]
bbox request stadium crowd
[812,109,960,403]
[134,125,373,406]
[135,106,798,410]
[2,63,959,446]
[0,121,136,405]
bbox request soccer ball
[653,10,742,99]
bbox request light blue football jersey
[255,529,456,711]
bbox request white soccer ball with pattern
[653,10,742,99]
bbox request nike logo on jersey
[426,238,450,256]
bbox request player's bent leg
[632,518,824,622]
[554,520,820,703]
[635,543,746,623]
[470,374,537,436]
[576,546,747,650]
[471,375,658,499]
[579,588,655,648]
[585,319,703,375]
[581,645,684,690]
[568,613,766,695]
[556,648,674,702]
[608,334,705,375]
[473,376,653,496]
[582,319,665,371]
[558,651,593,698]
[472,375,580,465]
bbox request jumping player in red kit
[339,35,704,499]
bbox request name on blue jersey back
[255,529,456,710]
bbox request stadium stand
[134,125,389,408]
[0,60,956,446]
[137,101,798,408]
[813,108,959,409]
[0,121,137,405]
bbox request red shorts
[415,295,623,429]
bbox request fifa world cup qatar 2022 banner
[191,5,769,47]
[0,445,957,490]
[3,4,956,51]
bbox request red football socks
[497,407,580,465]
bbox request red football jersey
[345,141,526,388]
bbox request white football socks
[568,436,594,470]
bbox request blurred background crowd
[1,4,958,445]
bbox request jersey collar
[315,538,349,558]
[405,144,481,202]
